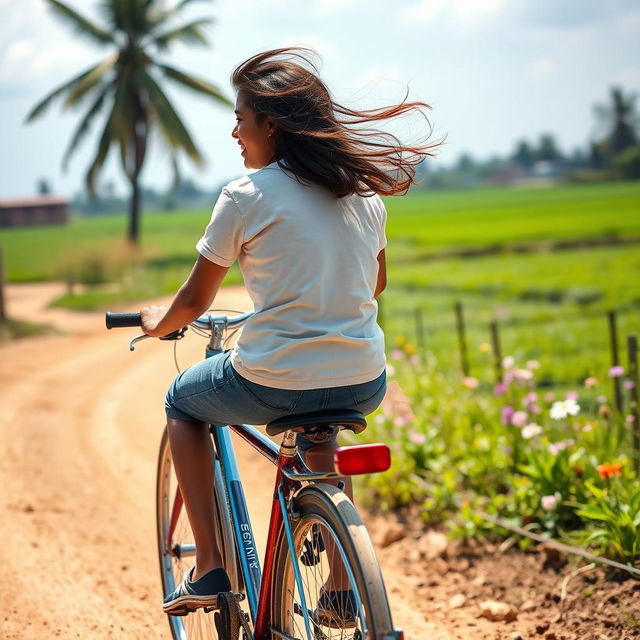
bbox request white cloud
[531,58,555,77]
[400,0,503,25]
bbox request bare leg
[167,417,223,581]
[303,442,352,591]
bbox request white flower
[521,423,543,439]
[550,398,580,420]
[503,355,515,369]
[541,492,561,511]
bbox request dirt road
[0,284,452,640]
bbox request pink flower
[503,355,515,369]
[584,376,598,388]
[544,392,555,403]
[511,411,528,427]
[408,430,426,445]
[409,354,420,366]
[608,365,624,378]
[501,406,515,426]
[626,414,636,424]
[525,392,538,403]
[463,376,479,389]
[394,416,407,428]
[541,493,561,511]
[565,391,579,401]
[494,383,507,396]
[548,439,574,455]
[527,403,541,415]
[624,380,635,390]
[391,349,404,361]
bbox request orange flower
[596,461,623,479]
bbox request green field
[1,181,639,384]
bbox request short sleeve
[196,188,245,267]
[377,197,388,253]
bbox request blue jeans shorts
[165,350,386,451]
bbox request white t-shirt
[196,160,387,390]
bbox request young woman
[140,47,441,616]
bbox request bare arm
[374,249,386,298]
[141,255,230,337]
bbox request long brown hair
[231,47,444,198]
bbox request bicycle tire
[270,483,394,639]
[156,426,241,640]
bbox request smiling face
[232,91,277,169]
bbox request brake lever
[129,326,188,351]
[160,326,188,342]
[129,334,151,351]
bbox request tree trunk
[128,174,140,245]
[127,100,147,246]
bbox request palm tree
[593,87,639,158]
[26,0,232,245]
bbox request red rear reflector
[333,444,391,475]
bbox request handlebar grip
[105,312,142,329]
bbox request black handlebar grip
[105,312,142,329]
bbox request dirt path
[0,283,452,640]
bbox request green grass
[384,181,640,258]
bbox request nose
[231,124,239,139]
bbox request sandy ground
[0,283,452,640]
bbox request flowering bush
[355,342,640,567]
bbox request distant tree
[535,133,563,162]
[589,141,607,170]
[511,139,534,170]
[26,0,232,245]
[456,153,474,172]
[593,86,639,156]
[37,178,52,195]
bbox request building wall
[0,204,68,228]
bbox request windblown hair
[231,47,444,198]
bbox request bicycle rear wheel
[156,426,241,640]
[271,483,394,639]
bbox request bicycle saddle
[265,409,367,436]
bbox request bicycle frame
[163,349,341,640]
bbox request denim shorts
[165,350,386,451]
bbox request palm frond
[25,61,108,122]
[150,18,212,50]
[47,0,114,45]
[62,84,112,170]
[86,103,118,196]
[63,55,117,109]
[141,71,203,165]
[157,63,232,106]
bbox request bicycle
[106,309,404,640]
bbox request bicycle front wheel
[156,426,240,640]
[271,483,394,639]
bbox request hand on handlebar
[140,305,169,337]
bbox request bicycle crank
[211,592,253,640]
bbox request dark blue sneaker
[313,588,358,628]
[163,567,231,616]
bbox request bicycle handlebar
[105,312,142,329]
[105,310,255,331]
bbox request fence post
[608,310,624,413]
[490,319,502,384]
[0,246,6,326]
[455,302,470,377]
[414,307,425,354]
[627,334,640,475]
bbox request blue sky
[0,0,639,199]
